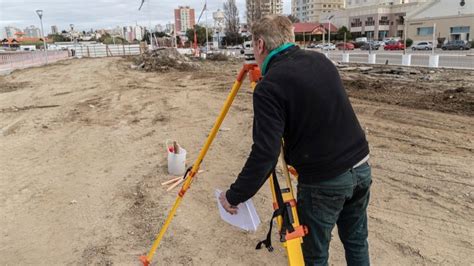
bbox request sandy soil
[0,56,473,265]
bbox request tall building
[0,27,6,39]
[123,26,136,42]
[247,0,283,26]
[174,6,196,33]
[51,25,59,34]
[24,25,42,38]
[4,26,22,38]
[292,0,344,23]
[134,25,145,41]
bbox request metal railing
[0,50,69,74]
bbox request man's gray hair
[251,15,295,52]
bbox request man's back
[257,46,369,183]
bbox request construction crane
[194,1,209,55]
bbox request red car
[336,42,355,50]
[384,41,405,50]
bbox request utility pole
[36,10,48,64]
[205,0,209,53]
[404,15,407,55]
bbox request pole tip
[139,255,150,266]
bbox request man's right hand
[219,191,239,215]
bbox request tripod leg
[267,146,306,266]
[141,66,249,265]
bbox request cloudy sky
[0,0,291,33]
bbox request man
[219,15,371,266]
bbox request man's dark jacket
[226,46,369,206]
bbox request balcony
[379,20,390,26]
[351,22,362,27]
[365,21,375,26]
[350,27,362,32]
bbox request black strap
[256,169,295,252]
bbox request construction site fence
[0,50,69,74]
[72,44,143,58]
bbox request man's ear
[258,39,265,54]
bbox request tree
[222,32,244,46]
[48,33,71,42]
[223,0,241,45]
[185,25,213,46]
[287,14,300,23]
[224,0,239,35]
[99,32,111,43]
[335,26,352,41]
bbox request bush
[406,38,413,47]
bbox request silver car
[412,42,433,50]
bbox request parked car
[321,43,336,50]
[384,41,405,50]
[412,42,433,50]
[336,42,355,50]
[441,40,471,50]
[307,43,318,48]
[360,42,380,50]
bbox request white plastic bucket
[166,140,187,176]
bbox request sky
[0,0,291,34]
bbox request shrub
[406,38,413,47]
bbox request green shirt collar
[261,43,296,75]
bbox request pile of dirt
[132,48,199,72]
[207,53,229,61]
[339,64,474,116]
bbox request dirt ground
[0,56,473,265]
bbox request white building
[407,0,473,42]
[4,26,22,38]
[24,25,41,38]
[292,0,345,23]
[134,25,145,41]
[0,27,7,39]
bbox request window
[417,27,434,36]
[451,26,470,33]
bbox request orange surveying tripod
[140,57,307,266]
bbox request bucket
[166,140,186,176]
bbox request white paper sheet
[215,189,261,232]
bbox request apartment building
[292,0,345,23]
[174,6,196,34]
[246,0,283,26]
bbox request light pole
[327,15,334,57]
[205,0,209,53]
[36,9,48,64]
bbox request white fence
[0,50,69,74]
[323,52,474,69]
[72,44,142,58]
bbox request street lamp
[36,9,48,64]
[327,15,334,57]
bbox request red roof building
[293,22,338,34]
